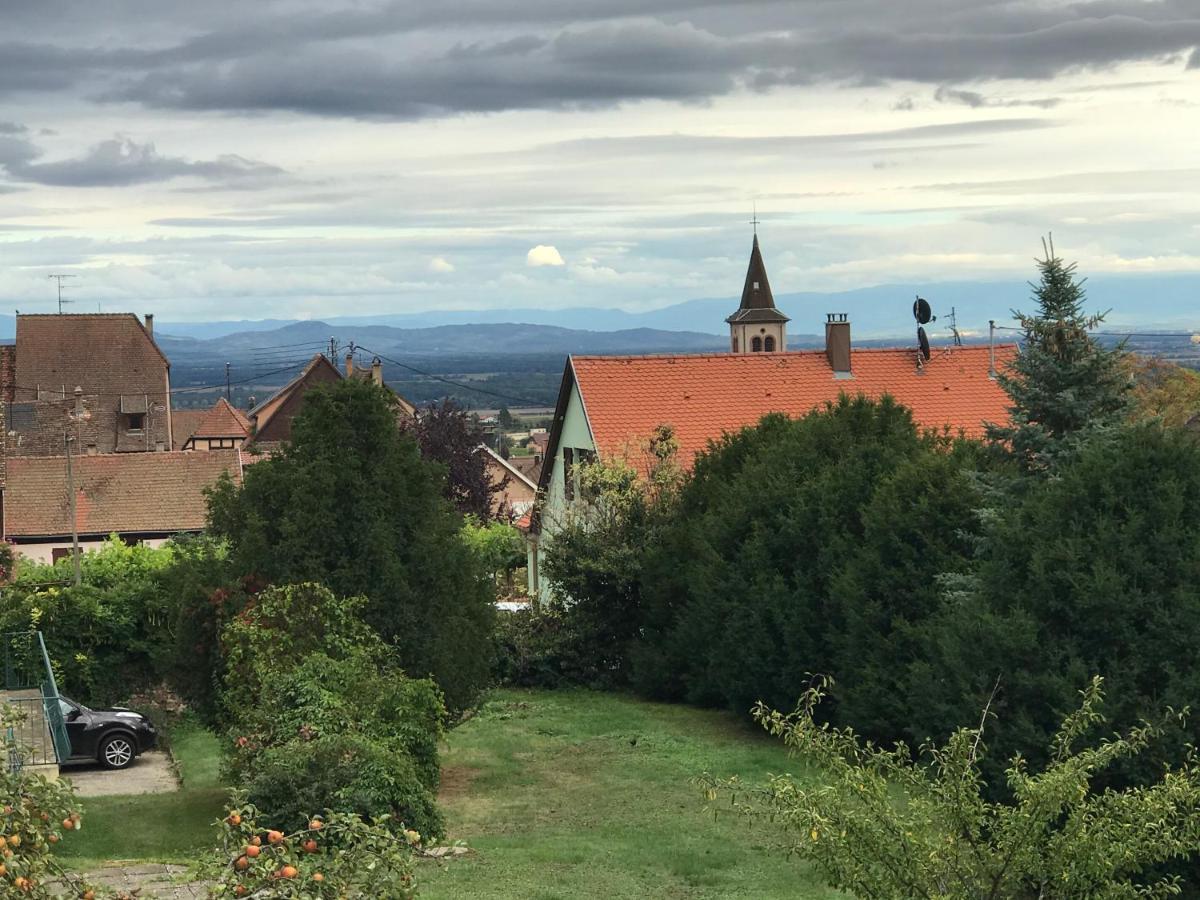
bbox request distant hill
[158,322,729,366]
[145,273,1200,341]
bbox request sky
[1,0,1199,323]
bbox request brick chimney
[370,357,383,386]
[825,313,852,378]
[144,313,154,338]
[345,352,354,377]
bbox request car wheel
[99,734,136,769]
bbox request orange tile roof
[4,450,243,538]
[192,397,251,439]
[171,409,208,448]
[570,344,1017,468]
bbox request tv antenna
[913,295,934,365]
[947,306,963,347]
[48,273,77,313]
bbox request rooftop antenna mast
[49,273,77,314]
[948,306,963,347]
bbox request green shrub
[634,397,977,720]
[492,606,595,688]
[241,732,443,839]
[220,582,446,836]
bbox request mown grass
[56,718,227,870]
[421,688,840,900]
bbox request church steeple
[726,233,789,353]
[739,234,775,310]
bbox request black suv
[58,697,157,769]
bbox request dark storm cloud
[2,1,1198,120]
[0,134,284,188]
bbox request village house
[0,316,414,564]
[3,313,172,456]
[3,449,243,563]
[245,352,414,452]
[525,235,1018,602]
[482,445,538,523]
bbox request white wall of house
[13,536,172,565]
[527,376,596,605]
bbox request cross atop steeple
[749,204,760,236]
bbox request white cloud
[526,244,565,267]
[428,256,455,273]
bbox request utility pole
[225,362,232,401]
[66,387,84,587]
[48,274,77,314]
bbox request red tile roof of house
[13,314,169,399]
[171,409,208,448]
[192,397,251,439]
[569,344,1017,468]
[4,450,243,539]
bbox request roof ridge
[571,343,1016,363]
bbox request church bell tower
[726,233,788,353]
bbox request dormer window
[752,281,759,290]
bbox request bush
[915,422,1200,786]
[241,733,442,839]
[220,583,445,838]
[538,430,682,687]
[706,676,1200,899]
[0,538,174,703]
[492,607,596,688]
[634,397,977,720]
[207,798,420,899]
[0,707,97,899]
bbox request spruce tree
[987,237,1129,472]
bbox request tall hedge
[207,378,495,712]
[633,396,980,725]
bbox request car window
[58,698,76,717]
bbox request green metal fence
[2,631,72,766]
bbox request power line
[243,339,330,352]
[6,361,309,401]
[354,344,547,407]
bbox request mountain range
[1,274,1195,356]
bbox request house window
[126,412,145,432]
[51,547,72,564]
[751,336,763,352]
[764,335,776,352]
[563,447,575,501]
[732,336,739,352]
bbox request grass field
[55,719,227,870]
[421,688,839,900]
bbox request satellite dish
[913,296,932,325]
[918,326,931,361]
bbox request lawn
[421,688,840,900]
[55,718,228,870]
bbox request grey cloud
[0,122,28,135]
[934,86,1061,109]
[0,135,284,188]
[2,2,1196,120]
